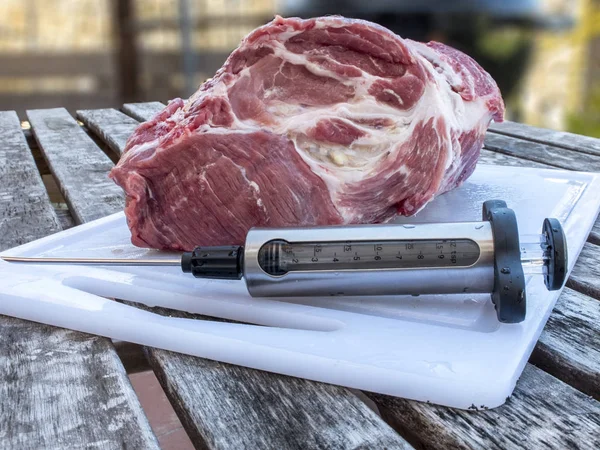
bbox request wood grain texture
[78,105,412,450]
[479,148,551,168]
[27,108,125,224]
[0,111,60,248]
[369,364,600,450]
[77,109,139,156]
[531,288,600,399]
[0,321,159,449]
[567,242,600,300]
[489,120,600,157]
[4,94,119,122]
[121,102,165,122]
[0,110,159,449]
[147,339,412,450]
[484,133,600,172]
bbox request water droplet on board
[402,224,416,229]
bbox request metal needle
[1,255,182,266]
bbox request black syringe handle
[483,200,526,324]
[543,218,568,290]
[181,246,244,280]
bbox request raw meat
[109,15,504,251]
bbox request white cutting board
[1,164,599,409]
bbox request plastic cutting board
[1,164,599,409]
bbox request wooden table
[1,104,599,449]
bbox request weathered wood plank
[77,108,139,156]
[369,364,600,449]
[0,111,60,247]
[27,108,125,223]
[489,120,600,157]
[566,242,600,300]
[78,105,413,449]
[479,148,551,168]
[2,94,119,122]
[0,321,160,449]
[531,288,600,399]
[147,333,412,449]
[0,111,159,449]
[484,132,600,172]
[121,102,165,122]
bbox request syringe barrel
[242,222,496,298]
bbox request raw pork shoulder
[110,15,504,251]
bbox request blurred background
[0,0,598,136]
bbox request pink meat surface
[109,15,504,251]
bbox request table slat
[531,287,600,399]
[566,242,600,300]
[64,105,413,450]
[0,111,60,247]
[369,364,600,450]
[27,108,125,223]
[1,321,160,449]
[484,133,600,172]
[121,102,166,122]
[147,333,412,450]
[0,110,159,449]
[489,120,600,157]
[479,148,551,168]
[77,108,139,156]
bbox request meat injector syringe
[2,200,567,323]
